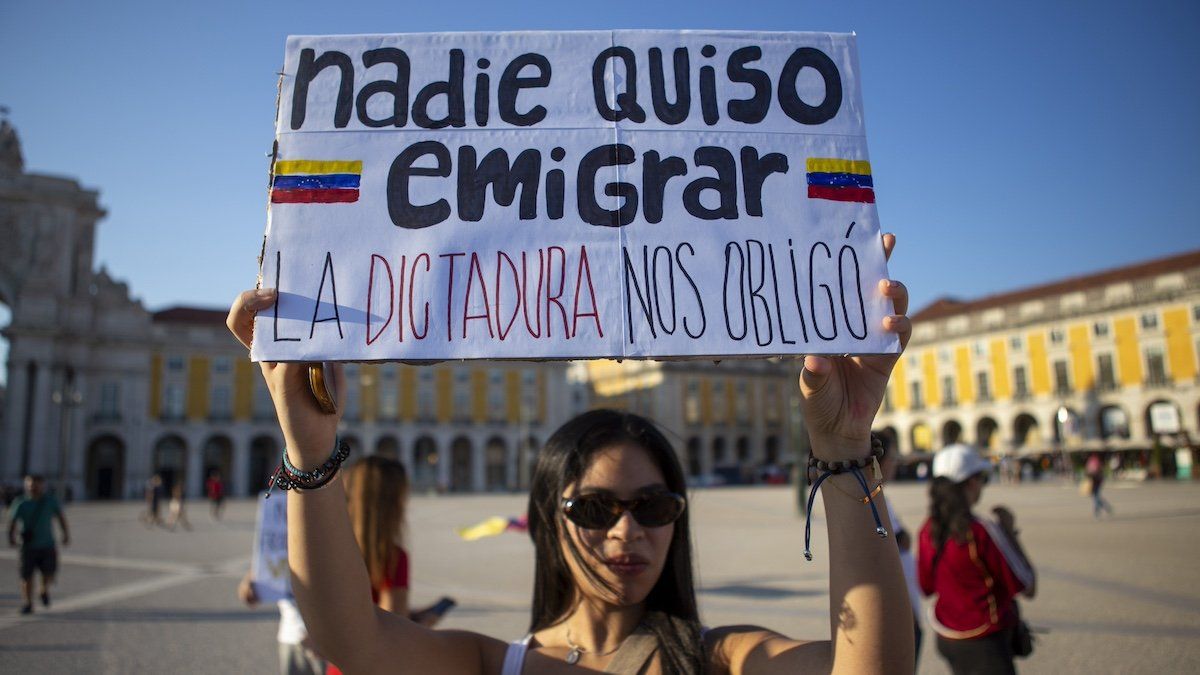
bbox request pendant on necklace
[566,647,582,665]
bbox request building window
[734,380,750,423]
[712,380,728,424]
[213,357,231,374]
[452,369,472,422]
[343,365,360,420]
[973,341,986,357]
[1092,321,1109,339]
[941,375,956,407]
[1013,366,1029,399]
[910,381,924,410]
[684,380,700,424]
[521,369,539,423]
[938,348,950,364]
[417,369,436,421]
[98,381,120,420]
[976,372,991,402]
[1096,353,1116,391]
[166,355,185,372]
[1049,328,1065,345]
[1053,360,1071,395]
[1140,312,1159,331]
[210,385,231,419]
[1144,347,1168,386]
[1193,304,1200,322]
[379,367,398,421]
[487,370,506,422]
[1010,335,1023,352]
[163,384,185,420]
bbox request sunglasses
[561,492,686,530]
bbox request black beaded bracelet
[807,434,884,474]
[266,438,351,496]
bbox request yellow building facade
[873,251,1200,472]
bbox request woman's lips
[604,556,649,577]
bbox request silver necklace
[564,628,624,665]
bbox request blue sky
[1,0,1198,328]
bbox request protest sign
[250,491,291,603]
[252,30,898,362]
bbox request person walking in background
[206,469,226,521]
[7,475,70,615]
[142,473,164,528]
[166,482,192,531]
[1085,452,1114,518]
[919,444,1037,674]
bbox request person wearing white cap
[917,444,1037,675]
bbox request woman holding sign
[227,234,913,673]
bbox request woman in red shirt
[918,444,1036,675]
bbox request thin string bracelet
[804,463,889,561]
[823,474,884,504]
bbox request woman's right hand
[226,289,345,463]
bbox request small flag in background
[805,158,875,203]
[271,160,362,204]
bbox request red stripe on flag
[271,188,360,204]
[807,185,875,203]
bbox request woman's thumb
[800,355,832,394]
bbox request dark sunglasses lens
[632,494,684,527]
[566,496,619,529]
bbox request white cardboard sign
[252,31,898,362]
[250,491,291,603]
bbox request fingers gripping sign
[799,233,911,458]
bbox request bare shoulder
[705,625,831,675]
[371,612,513,675]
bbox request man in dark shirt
[7,475,70,614]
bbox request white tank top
[500,627,709,674]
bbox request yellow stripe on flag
[456,516,510,541]
[275,160,362,175]
[806,158,872,176]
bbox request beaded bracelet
[266,438,351,497]
[807,434,885,476]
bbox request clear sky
[1,0,1198,321]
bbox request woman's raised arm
[797,232,915,673]
[227,290,501,674]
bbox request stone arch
[686,437,703,476]
[941,419,963,446]
[248,435,279,495]
[735,436,751,464]
[85,434,125,500]
[976,417,1000,452]
[875,426,899,455]
[485,436,507,491]
[1098,404,1131,440]
[341,434,363,468]
[152,434,188,494]
[1145,399,1183,436]
[412,436,439,491]
[910,422,933,453]
[1013,413,1041,450]
[1053,407,1082,443]
[376,435,400,460]
[201,434,233,484]
[712,437,728,467]
[450,436,473,492]
[764,435,781,465]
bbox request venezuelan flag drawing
[271,160,362,204]
[805,158,875,204]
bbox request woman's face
[559,443,677,608]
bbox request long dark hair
[928,476,973,555]
[527,409,703,673]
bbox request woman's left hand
[797,233,910,460]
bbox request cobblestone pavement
[1,480,1197,673]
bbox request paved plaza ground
[1,479,1197,673]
